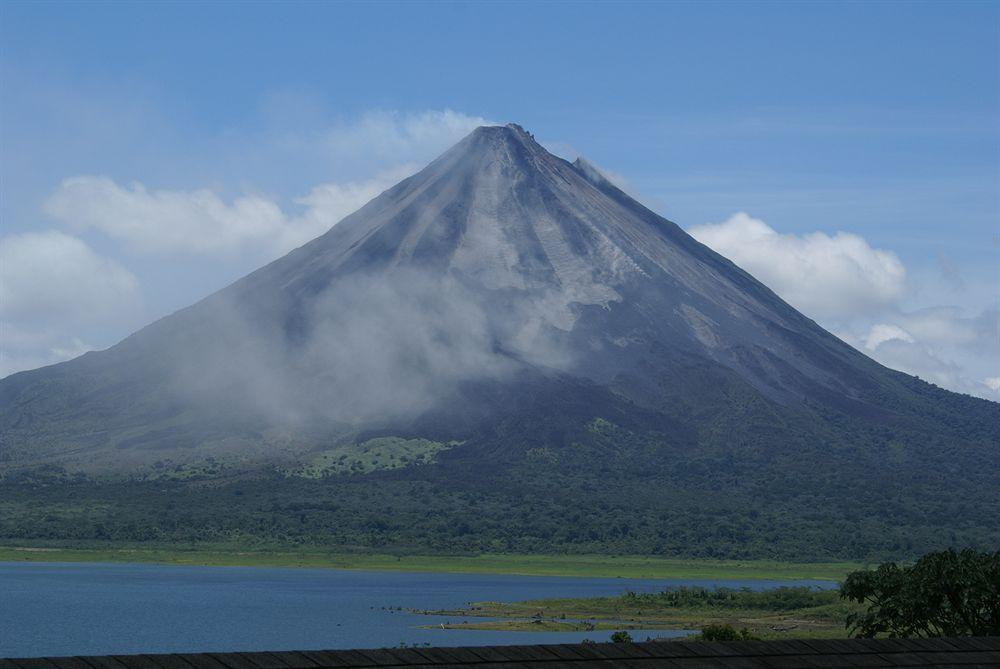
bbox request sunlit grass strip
[0,545,861,580]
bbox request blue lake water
[0,561,836,656]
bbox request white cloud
[285,164,419,250]
[868,307,998,358]
[838,307,998,400]
[864,323,915,350]
[7,109,490,376]
[0,231,139,324]
[44,177,287,254]
[323,110,493,163]
[689,212,906,321]
[0,324,94,378]
[866,337,968,391]
[0,231,141,378]
[861,307,999,397]
[689,212,997,401]
[890,306,982,347]
[44,166,415,257]
[41,110,491,257]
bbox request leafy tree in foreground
[840,548,1000,637]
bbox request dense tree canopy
[840,549,1000,638]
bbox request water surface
[0,561,834,656]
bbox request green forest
[2,426,997,562]
[3,377,998,562]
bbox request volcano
[1,124,997,559]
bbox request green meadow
[0,545,861,580]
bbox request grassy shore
[0,545,861,580]
[414,587,858,639]
[420,613,849,639]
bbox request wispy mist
[166,267,578,432]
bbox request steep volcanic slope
[1,124,997,477]
[2,123,999,559]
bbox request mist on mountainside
[1,124,997,483]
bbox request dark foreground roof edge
[8,637,1000,669]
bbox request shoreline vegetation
[0,545,862,580]
[416,551,1000,640]
[412,586,856,639]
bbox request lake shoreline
[0,545,859,580]
[409,586,853,639]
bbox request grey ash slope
[1,124,997,476]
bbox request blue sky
[1,1,997,397]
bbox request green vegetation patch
[0,546,858,581]
[291,437,456,477]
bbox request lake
[0,561,835,656]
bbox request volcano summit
[1,124,997,559]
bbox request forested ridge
[3,396,997,561]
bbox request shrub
[698,624,760,641]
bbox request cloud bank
[689,212,997,400]
[41,110,494,258]
[0,231,139,323]
[3,109,489,378]
[854,307,999,399]
[44,166,415,257]
[322,109,493,165]
[689,212,906,321]
[0,231,141,377]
